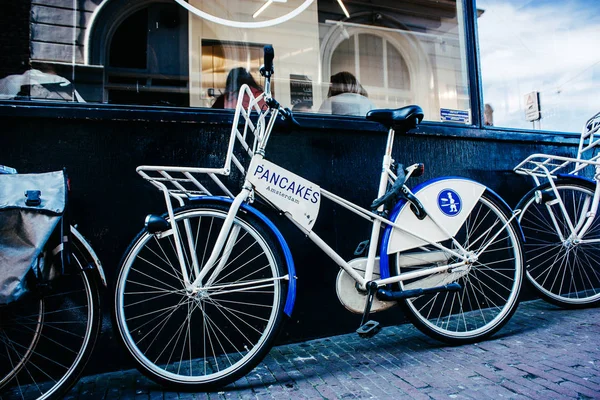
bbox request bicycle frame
[137,83,519,295]
[174,115,517,294]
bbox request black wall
[0,106,580,373]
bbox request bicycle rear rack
[514,111,600,185]
[137,85,266,205]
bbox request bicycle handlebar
[264,96,301,128]
[259,45,301,129]
[260,45,274,78]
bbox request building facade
[1,0,599,373]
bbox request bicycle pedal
[356,320,381,338]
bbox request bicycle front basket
[0,170,66,304]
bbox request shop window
[1,0,472,124]
[477,0,600,132]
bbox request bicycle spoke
[399,192,522,341]
[125,290,185,308]
[519,182,600,305]
[131,266,182,292]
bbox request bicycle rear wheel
[517,179,600,308]
[393,191,524,344]
[0,229,102,400]
[114,204,288,391]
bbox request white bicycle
[113,46,524,390]
[514,111,600,308]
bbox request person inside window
[318,71,375,116]
[212,67,265,109]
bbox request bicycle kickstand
[356,281,382,338]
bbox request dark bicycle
[0,166,105,400]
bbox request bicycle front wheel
[0,229,102,400]
[114,204,288,391]
[394,191,524,344]
[517,179,600,308]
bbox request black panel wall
[0,108,580,373]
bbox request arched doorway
[87,0,189,106]
[320,16,434,112]
[329,32,411,106]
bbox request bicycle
[0,167,105,400]
[514,111,600,308]
[113,45,524,390]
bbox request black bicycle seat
[366,105,424,131]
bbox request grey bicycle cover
[0,171,66,304]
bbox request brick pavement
[66,300,600,399]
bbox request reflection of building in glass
[16,0,469,119]
[88,1,189,106]
[0,69,85,102]
[0,2,30,79]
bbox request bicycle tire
[0,292,43,389]
[114,203,288,391]
[393,190,524,344]
[0,228,102,400]
[517,178,600,308]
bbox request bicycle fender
[71,227,108,287]
[188,196,296,317]
[379,177,516,280]
[556,173,596,186]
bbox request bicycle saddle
[366,105,424,131]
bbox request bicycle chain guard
[335,257,395,314]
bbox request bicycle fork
[187,188,251,292]
[151,180,252,292]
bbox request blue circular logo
[437,189,462,217]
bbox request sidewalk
[68,300,600,399]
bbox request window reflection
[477,0,600,132]
[1,0,471,123]
[319,71,375,116]
[106,3,189,107]
[200,41,264,109]
[330,33,412,111]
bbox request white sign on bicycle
[438,189,462,216]
[248,158,321,231]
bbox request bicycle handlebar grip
[263,45,274,75]
[280,107,301,128]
